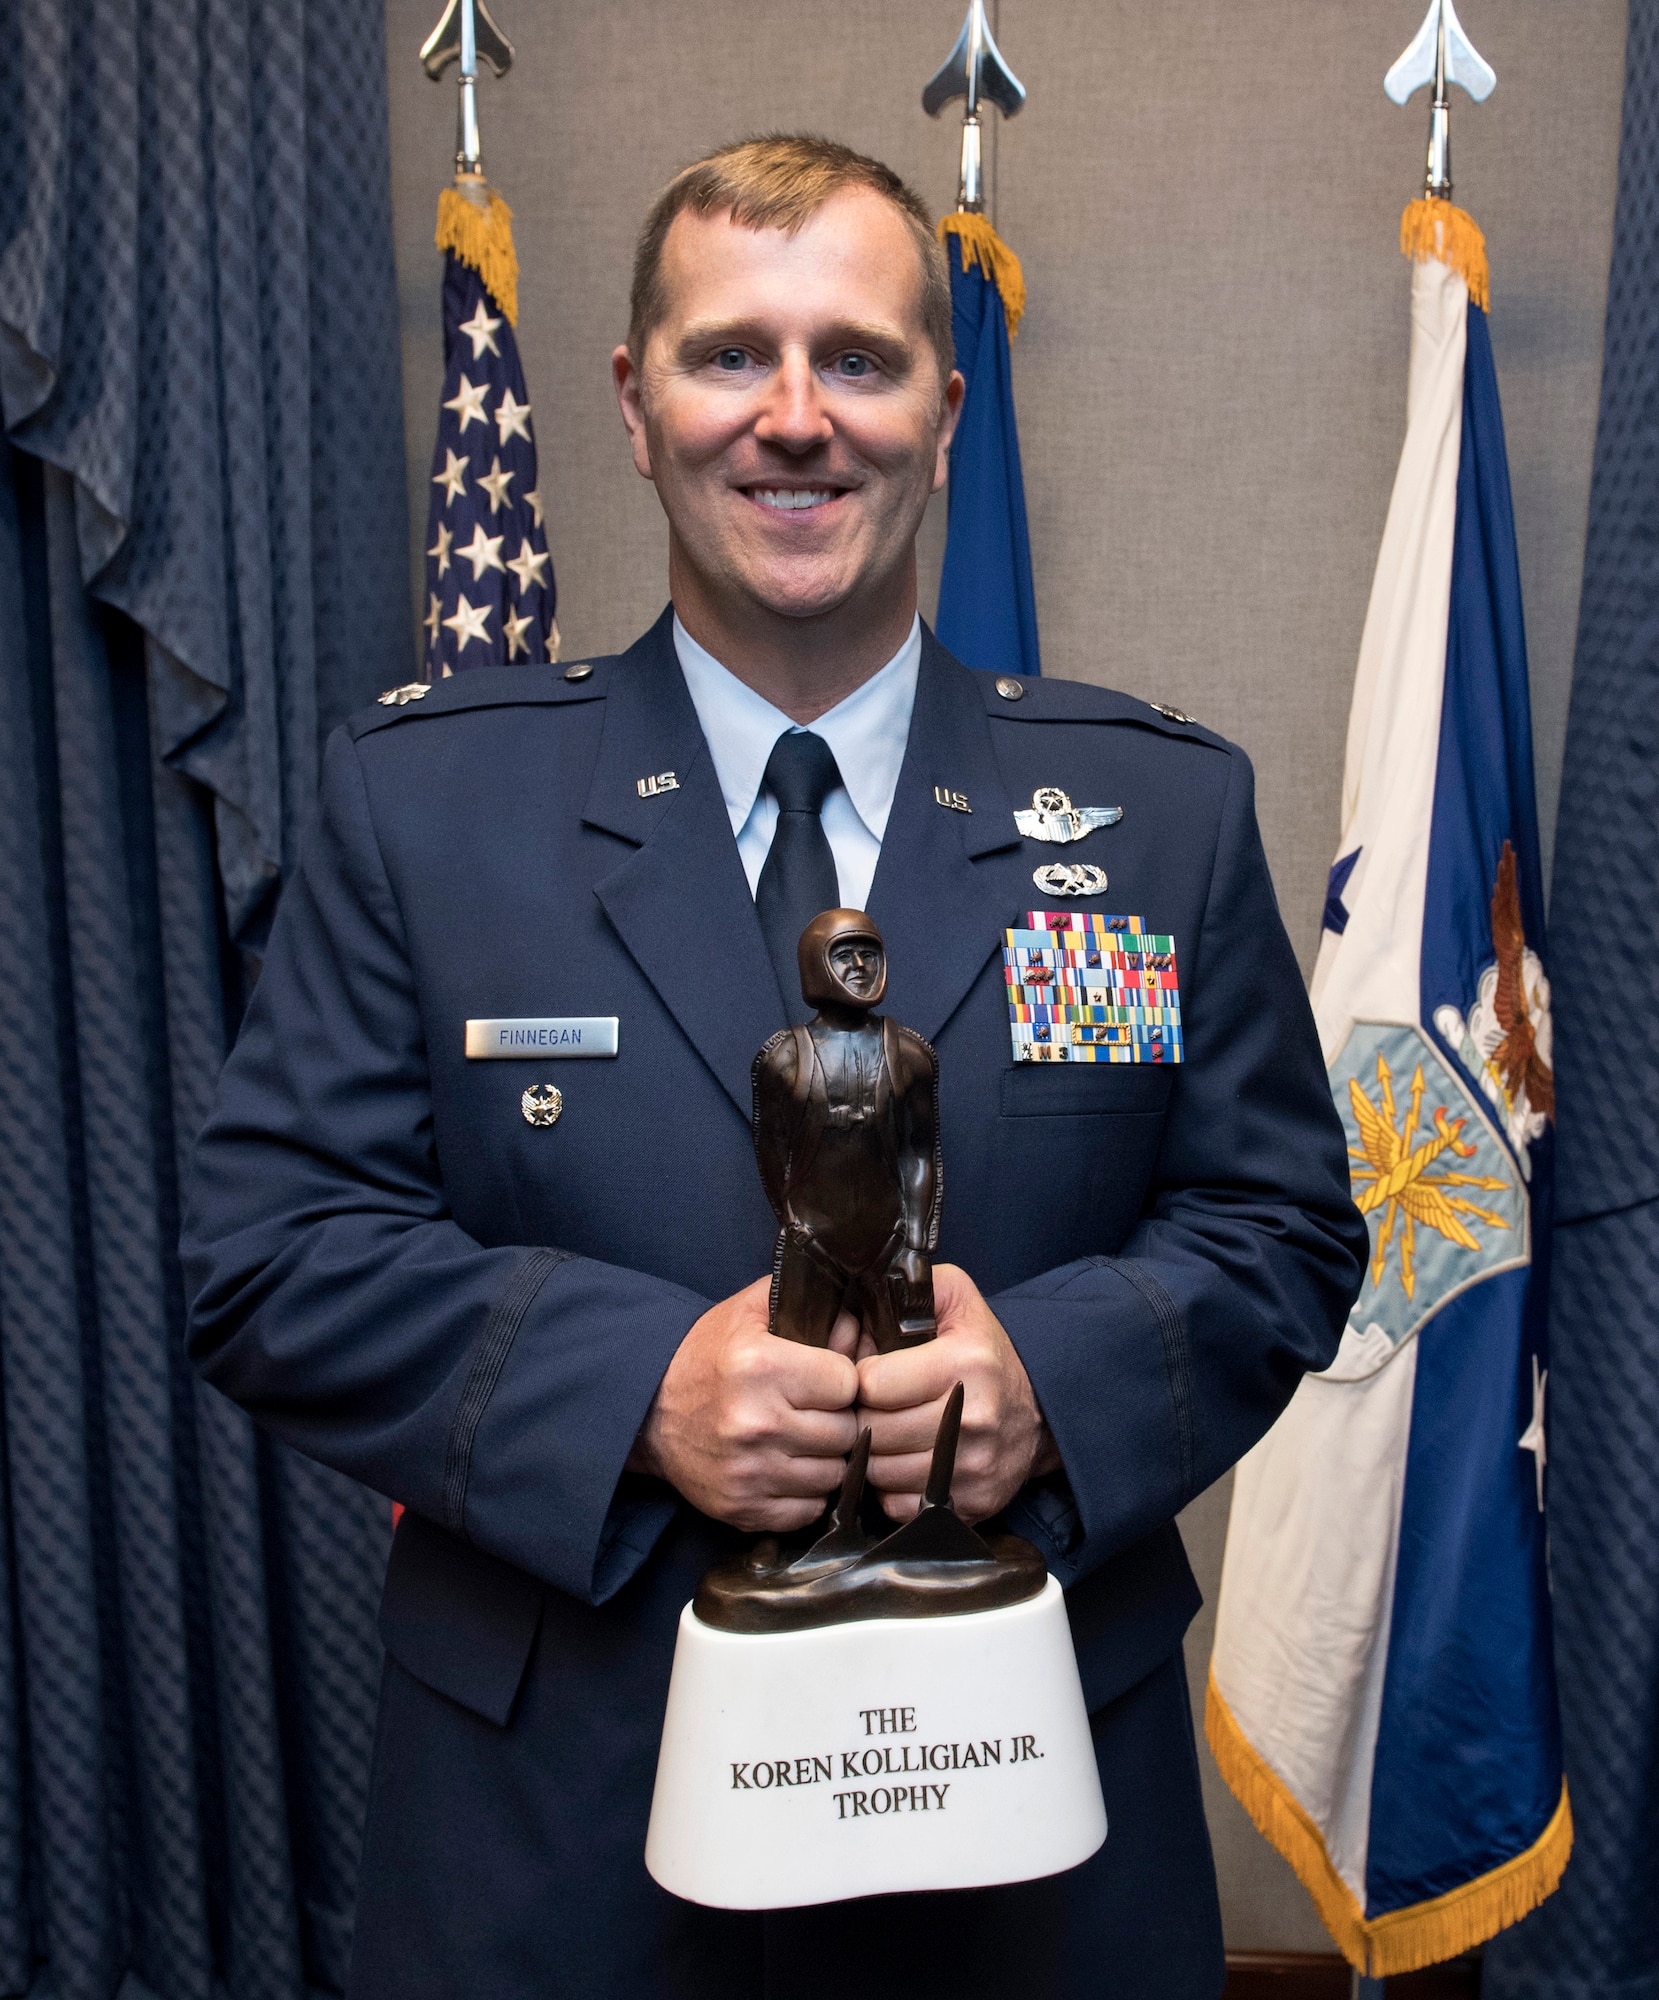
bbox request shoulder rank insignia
[1149,701,1193,725]
[377,681,432,707]
[1013,788,1122,845]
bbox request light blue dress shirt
[673,612,922,915]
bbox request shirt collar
[673,612,922,842]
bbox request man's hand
[857,1263,1060,1523]
[629,1278,860,1532]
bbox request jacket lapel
[586,613,786,1119]
[867,629,1021,1044]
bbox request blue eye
[836,354,874,377]
[715,349,749,371]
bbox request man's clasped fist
[628,1263,1059,1531]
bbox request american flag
[422,253,557,676]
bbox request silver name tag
[465,1017,620,1059]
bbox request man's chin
[670,527,914,630]
[732,542,910,622]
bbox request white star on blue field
[423,262,558,675]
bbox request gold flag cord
[436,185,521,325]
[937,212,1026,339]
[1401,197,1489,312]
[1206,1673,1572,1978]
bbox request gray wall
[383,0,1627,1953]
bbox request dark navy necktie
[756,729,843,1021]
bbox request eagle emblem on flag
[1433,840,1555,1164]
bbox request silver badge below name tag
[466,1017,619,1059]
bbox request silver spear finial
[421,0,515,200]
[922,0,1025,214]
[1384,0,1495,202]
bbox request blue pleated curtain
[1485,4,1659,1997]
[0,2,412,1995]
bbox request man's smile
[743,486,850,512]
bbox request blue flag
[1209,204,1568,1978]
[934,215,1039,678]
[422,191,557,677]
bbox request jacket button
[563,662,593,682]
[994,677,1024,701]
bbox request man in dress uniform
[184,136,1366,1999]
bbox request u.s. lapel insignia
[637,772,679,799]
[1014,788,1122,845]
[933,786,971,813]
[1033,862,1108,897]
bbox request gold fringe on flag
[1400,197,1490,312]
[436,185,520,325]
[1205,1672,1572,1978]
[937,212,1026,339]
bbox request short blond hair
[628,134,954,381]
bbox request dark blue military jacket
[184,611,1363,1977]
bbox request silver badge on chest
[1014,788,1122,845]
[521,1083,563,1127]
[1032,862,1109,897]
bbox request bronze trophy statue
[695,910,1044,1634]
[756,909,941,1355]
[648,912,1105,1910]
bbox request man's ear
[612,344,655,480]
[930,370,966,496]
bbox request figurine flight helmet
[796,909,887,1012]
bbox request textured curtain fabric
[0,1,412,1994]
[1485,5,1659,1997]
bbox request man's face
[829,938,884,1002]
[615,189,963,625]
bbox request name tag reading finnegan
[465,1017,620,1059]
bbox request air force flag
[1206,205,1570,1977]
[934,213,1040,678]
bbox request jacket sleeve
[994,746,1368,1586]
[182,728,703,1606]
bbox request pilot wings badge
[1013,788,1123,845]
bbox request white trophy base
[645,1574,1106,1910]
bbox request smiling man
[184,138,1365,2000]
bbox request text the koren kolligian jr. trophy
[646,911,1106,1908]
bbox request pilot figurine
[753,910,940,1353]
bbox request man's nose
[753,349,833,454]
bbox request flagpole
[922,0,1025,214]
[922,2,1040,679]
[420,0,516,205]
[1424,1,1453,200]
[1387,1,1496,314]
